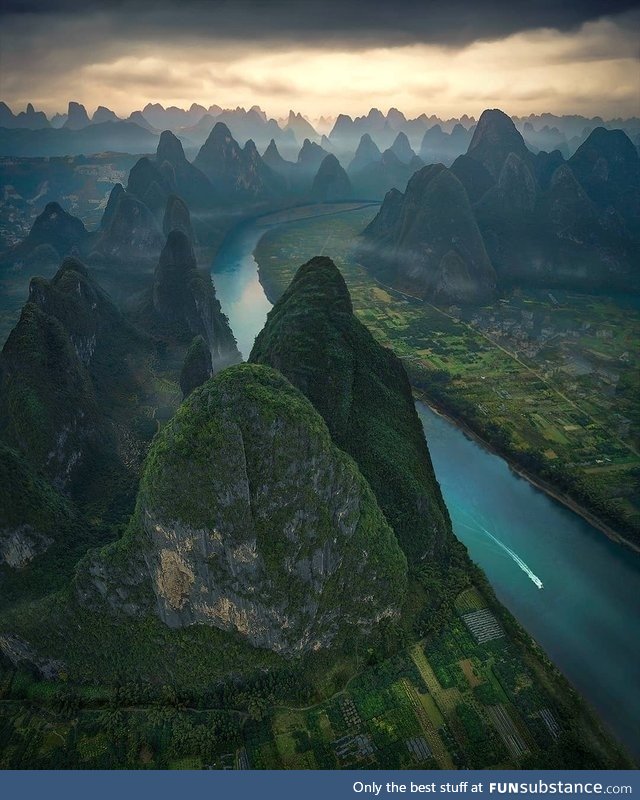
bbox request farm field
[0,586,572,769]
[245,594,541,770]
[254,207,640,545]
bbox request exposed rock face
[179,335,213,398]
[150,230,240,368]
[0,525,52,569]
[78,364,407,655]
[359,164,497,304]
[250,257,454,566]
[0,634,65,679]
[467,109,533,179]
[193,122,283,201]
[311,155,352,201]
[0,444,74,569]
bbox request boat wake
[479,525,544,589]
[454,510,544,589]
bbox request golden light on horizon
[1,15,638,120]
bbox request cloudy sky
[1,0,639,120]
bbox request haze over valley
[0,0,638,773]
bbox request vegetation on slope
[251,256,453,568]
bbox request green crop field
[254,206,640,545]
[0,584,586,769]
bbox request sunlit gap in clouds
[1,13,638,119]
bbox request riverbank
[363,275,640,555]
[259,237,639,555]
[210,205,640,761]
[414,390,640,555]
[249,202,639,554]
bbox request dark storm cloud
[1,0,638,47]
[1,0,637,118]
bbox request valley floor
[0,584,623,769]
[0,202,636,770]
[254,206,640,549]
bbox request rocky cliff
[0,202,88,273]
[146,229,240,368]
[0,282,105,492]
[94,191,164,264]
[466,108,533,179]
[250,256,454,566]
[126,130,214,211]
[77,364,407,656]
[0,444,75,570]
[0,257,141,496]
[359,164,497,304]
[311,155,352,202]
[194,122,284,201]
[179,335,213,398]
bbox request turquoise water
[417,403,640,759]
[211,207,640,759]
[210,221,273,360]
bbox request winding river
[211,205,640,759]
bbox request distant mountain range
[0,120,160,158]
[2,105,638,313]
[359,109,640,304]
[2,100,639,161]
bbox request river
[211,205,640,759]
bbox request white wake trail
[478,524,544,589]
[451,506,543,589]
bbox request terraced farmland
[255,206,640,545]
